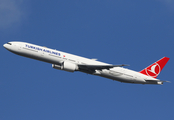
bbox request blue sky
[1,0,174,120]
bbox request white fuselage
[3,42,162,84]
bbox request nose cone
[3,43,7,48]
[3,43,12,50]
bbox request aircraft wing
[78,64,128,71]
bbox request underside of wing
[78,64,128,73]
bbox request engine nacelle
[52,64,62,70]
[52,61,78,72]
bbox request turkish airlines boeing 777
[3,41,170,85]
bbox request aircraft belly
[95,70,145,84]
[96,70,131,83]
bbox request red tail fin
[140,57,170,78]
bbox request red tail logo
[140,57,170,78]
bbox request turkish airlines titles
[25,44,61,56]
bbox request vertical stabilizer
[139,57,170,78]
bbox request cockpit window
[7,42,12,45]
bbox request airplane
[3,41,170,85]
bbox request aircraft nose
[3,43,11,50]
[3,43,7,48]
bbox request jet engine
[52,61,78,72]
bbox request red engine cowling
[52,61,78,72]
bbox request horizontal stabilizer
[145,80,170,83]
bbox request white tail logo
[145,63,161,77]
[148,64,158,74]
